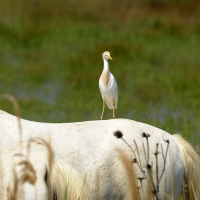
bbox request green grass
[0,0,200,144]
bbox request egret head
[102,51,113,61]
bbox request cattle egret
[99,51,118,119]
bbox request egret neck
[102,57,110,87]
[103,57,110,72]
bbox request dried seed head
[142,132,150,138]
[18,161,36,185]
[132,158,137,163]
[147,164,152,169]
[138,177,145,181]
[113,130,123,139]
[153,190,158,195]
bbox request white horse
[0,109,200,200]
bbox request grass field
[0,0,200,144]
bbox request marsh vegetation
[0,0,200,144]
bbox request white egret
[99,51,118,119]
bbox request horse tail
[172,134,200,200]
[48,160,91,200]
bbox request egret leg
[100,101,105,120]
[112,102,115,118]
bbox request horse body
[0,110,198,199]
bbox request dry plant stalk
[1,94,22,141]
[114,130,174,200]
[0,94,23,200]
[0,94,38,200]
[8,153,37,200]
[117,149,138,200]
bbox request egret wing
[111,75,118,108]
[99,77,105,100]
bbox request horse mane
[172,134,200,200]
[48,159,92,200]
[5,140,92,200]
[28,140,92,200]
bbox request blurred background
[0,0,200,144]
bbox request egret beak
[108,55,113,60]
